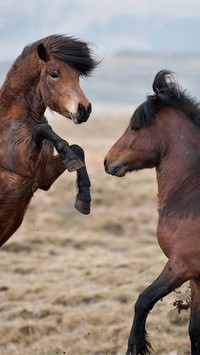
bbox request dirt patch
[173,299,190,314]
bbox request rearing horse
[0,34,98,247]
[105,70,200,354]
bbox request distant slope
[1,52,200,112]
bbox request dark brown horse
[104,70,200,355]
[0,34,98,247]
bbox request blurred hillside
[1,51,200,113]
[83,51,200,112]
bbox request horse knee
[135,293,152,315]
[70,144,85,161]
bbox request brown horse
[104,70,200,355]
[0,34,98,247]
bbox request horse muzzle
[104,157,126,177]
[71,102,92,124]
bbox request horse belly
[157,217,200,268]
[157,222,175,258]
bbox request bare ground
[0,112,191,355]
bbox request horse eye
[132,125,139,132]
[50,70,59,79]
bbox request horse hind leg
[189,278,200,355]
[70,144,91,215]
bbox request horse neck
[155,108,200,213]
[0,51,46,123]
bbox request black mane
[131,70,200,129]
[23,34,99,76]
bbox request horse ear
[37,43,49,62]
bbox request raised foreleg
[30,125,91,215]
[126,259,190,355]
[29,123,84,172]
[70,144,91,215]
[39,145,91,215]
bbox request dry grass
[0,112,191,355]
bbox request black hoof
[75,199,90,215]
[65,158,84,172]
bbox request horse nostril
[78,103,86,118]
[87,103,92,115]
[104,157,111,174]
[78,103,91,122]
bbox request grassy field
[0,112,191,355]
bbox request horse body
[0,117,51,246]
[105,71,200,354]
[0,34,98,246]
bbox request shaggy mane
[16,34,99,76]
[131,70,200,129]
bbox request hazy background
[1,0,200,113]
[0,2,198,354]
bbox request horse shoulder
[0,118,53,176]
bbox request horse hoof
[65,158,84,172]
[75,199,90,215]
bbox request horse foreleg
[70,144,91,215]
[29,123,84,172]
[126,260,189,355]
[39,146,91,215]
[189,278,200,355]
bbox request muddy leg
[70,144,91,215]
[30,123,84,172]
[189,278,200,355]
[126,260,189,355]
